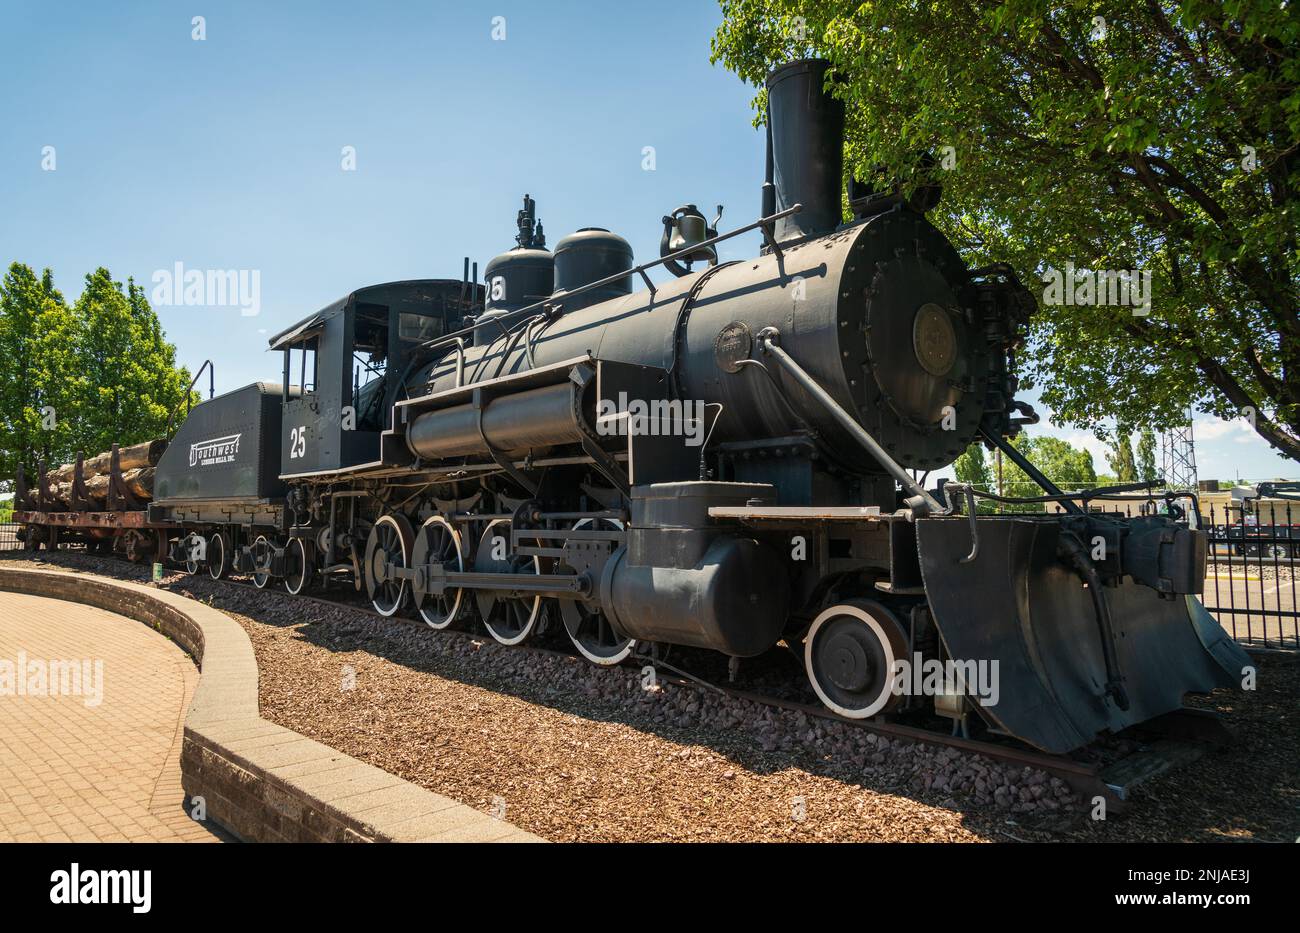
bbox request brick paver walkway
[0,591,222,842]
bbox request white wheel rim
[418,516,464,630]
[207,534,225,579]
[284,537,309,595]
[566,518,633,664]
[571,634,635,667]
[480,519,541,646]
[804,604,899,719]
[252,535,272,588]
[183,533,201,574]
[370,515,408,617]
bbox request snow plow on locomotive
[12,58,1249,755]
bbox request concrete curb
[0,565,544,843]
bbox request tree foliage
[1107,431,1139,482]
[0,262,193,485]
[1004,435,1099,504]
[952,442,998,510]
[712,0,1300,462]
[953,435,1097,511]
[953,442,994,489]
[1136,426,1160,481]
[0,264,78,485]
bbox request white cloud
[1192,417,1253,442]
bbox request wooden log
[82,474,110,504]
[49,466,154,507]
[47,439,167,484]
[122,467,155,500]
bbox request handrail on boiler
[410,204,805,358]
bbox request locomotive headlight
[912,303,957,378]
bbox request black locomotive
[17,59,1248,754]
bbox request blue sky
[0,0,1293,483]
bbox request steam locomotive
[15,60,1248,754]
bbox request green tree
[68,268,192,459]
[1000,434,1099,511]
[0,264,193,488]
[953,442,993,490]
[0,263,79,483]
[1107,432,1138,482]
[1136,427,1159,482]
[952,442,999,511]
[712,0,1300,462]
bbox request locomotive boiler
[14,59,1249,755]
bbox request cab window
[398,311,443,343]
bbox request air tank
[478,195,555,345]
[552,228,633,313]
[482,249,554,314]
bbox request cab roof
[266,278,481,350]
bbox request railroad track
[10,548,1235,815]
[185,565,1234,814]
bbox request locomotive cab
[268,279,479,478]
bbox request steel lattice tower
[1161,416,1198,490]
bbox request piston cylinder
[601,535,790,657]
[598,482,790,657]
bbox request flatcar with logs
[13,59,1249,754]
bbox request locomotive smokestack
[765,59,844,243]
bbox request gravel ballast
[7,551,1297,843]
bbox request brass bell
[661,204,722,276]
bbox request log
[123,467,155,500]
[83,475,108,504]
[46,439,167,484]
[49,466,155,507]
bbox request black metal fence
[0,521,19,551]
[1041,498,1299,651]
[1201,502,1298,651]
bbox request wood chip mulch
[7,551,1297,843]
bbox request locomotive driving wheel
[182,532,205,575]
[559,518,634,666]
[251,535,274,589]
[207,531,231,580]
[475,519,542,646]
[365,514,414,617]
[283,537,312,595]
[804,599,908,719]
[412,515,466,630]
